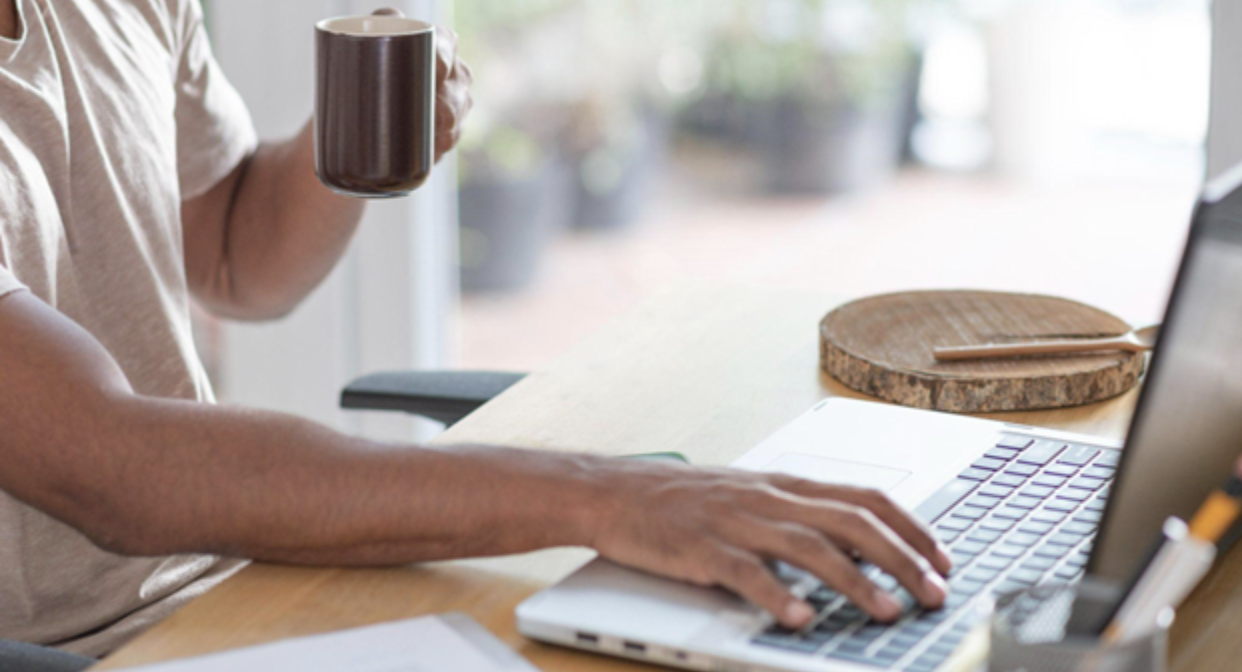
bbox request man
[0,0,950,667]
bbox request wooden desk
[94,284,1233,671]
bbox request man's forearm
[206,121,362,317]
[42,393,604,564]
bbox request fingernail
[784,601,815,627]
[922,571,948,604]
[872,590,903,621]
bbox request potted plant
[691,0,921,195]
[455,0,577,291]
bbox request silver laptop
[516,164,1242,672]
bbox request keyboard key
[1058,445,1101,466]
[952,507,987,521]
[982,516,1018,531]
[1083,466,1116,479]
[1021,485,1055,499]
[967,528,1004,544]
[1056,567,1083,581]
[980,484,1015,498]
[754,632,821,653]
[964,567,1001,583]
[890,631,925,648]
[1045,499,1078,512]
[1018,441,1065,466]
[998,436,1035,450]
[936,527,962,544]
[993,581,1025,597]
[972,457,1007,472]
[939,517,971,532]
[978,555,1015,570]
[875,645,908,663]
[1047,532,1083,547]
[1032,510,1068,524]
[965,495,1003,510]
[1067,554,1088,568]
[850,623,888,641]
[1073,511,1103,524]
[994,507,1027,520]
[1044,464,1078,477]
[1032,475,1068,488]
[1070,477,1107,491]
[1009,568,1045,585]
[993,474,1027,488]
[1056,489,1091,502]
[1005,463,1039,477]
[825,649,883,666]
[986,447,1021,461]
[953,540,988,556]
[1021,555,1058,571]
[1062,521,1096,535]
[1006,532,1041,547]
[1007,496,1042,510]
[1095,451,1121,468]
[903,620,937,635]
[993,544,1026,558]
[1034,545,1070,559]
[958,468,992,482]
[1019,521,1055,535]
[1084,498,1108,512]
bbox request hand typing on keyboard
[591,462,951,629]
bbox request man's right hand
[584,460,951,630]
[0,288,947,632]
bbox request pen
[1099,454,1242,645]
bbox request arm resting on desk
[0,291,952,629]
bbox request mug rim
[316,15,434,37]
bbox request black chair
[340,371,526,427]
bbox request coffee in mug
[315,9,436,198]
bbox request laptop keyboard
[750,435,1115,672]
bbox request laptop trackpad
[762,454,911,492]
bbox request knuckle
[784,528,826,556]
[725,554,763,583]
[837,569,872,596]
[860,488,894,510]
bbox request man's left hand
[434,26,473,162]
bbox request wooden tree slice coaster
[820,291,1146,413]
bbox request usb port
[575,632,599,645]
[623,641,646,654]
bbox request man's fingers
[773,477,951,576]
[702,543,814,629]
[817,505,947,610]
[729,518,906,623]
[744,487,946,610]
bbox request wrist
[543,452,620,550]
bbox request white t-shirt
[0,0,255,656]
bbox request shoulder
[90,0,205,56]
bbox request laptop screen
[1090,168,1242,582]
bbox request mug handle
[372,7,404,17]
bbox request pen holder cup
[989,581,1168,672]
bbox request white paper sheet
[121,613,540,672]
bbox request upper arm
[0,290,137,542]
[181,158,247,313]
[169,0,257,313]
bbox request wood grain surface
[94,284,1242,672]
[820,291,1146,413]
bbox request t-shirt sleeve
[0,261,27,300]
[170,0,259,201]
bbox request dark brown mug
[315,9,436,198]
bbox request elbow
[195,281,305,322]
[60,489,189,558]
